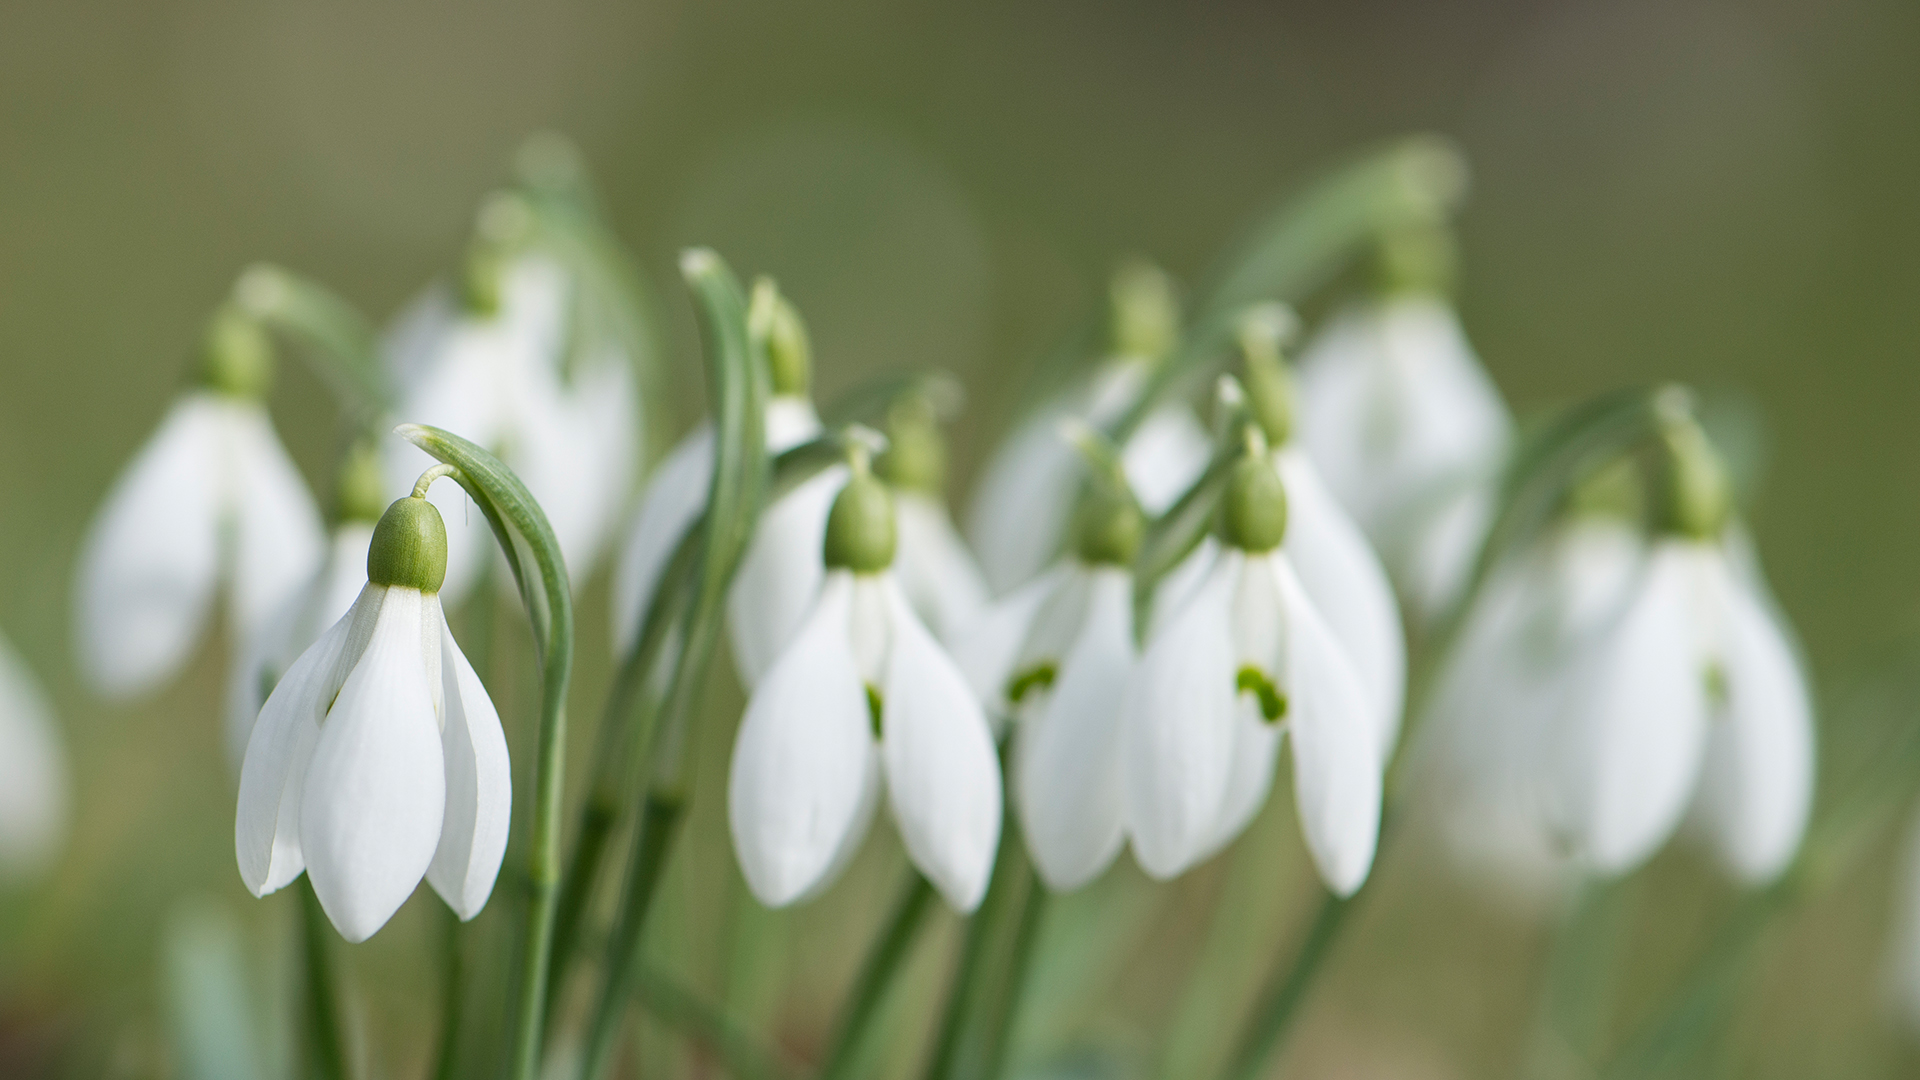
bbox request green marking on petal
[1005,663,1059,705]
[1704,661,1729,709]
[1236,665,1288,724]
[865,683,884,739]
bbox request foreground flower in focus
[236,492,510,942]
[1418,411,1814,889]
[1294,226,1511,621]
[729,460,1001,911]
[76,308,325,699]
[966,262,1210,594]
[956,451,1141,892]
[386,200,638,606]
[0,632,66,881]
[1123,438,1382,894]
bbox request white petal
[764,395,824,452]
[1553,542,1712,875]
[1121,405,1212,516]
[1886,810,1920,1028]
[1689,559,1814,884]
[965,408,1081,595]
[0,635,66,878]
[427,613,513,919]
[300,588,447,942]
[75,393,226,698]
[224,403,325,639]
[1015,567,1133,891]
[235,586,381,897]
[726,467,842,686]
[1122,552,1238,879]
[502,350,632,586]
[879,579,1004,912]
[894,493,991,643]
[1400,483,1497,623]
[1275,449,1407,762]
[612,425,715,656]
[1273,559,1382,896]
[947,566,1067,712]
[728,574,878,907]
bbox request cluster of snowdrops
[11,134,1920,1078]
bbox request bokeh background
[4,0,1920,1076]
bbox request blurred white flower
[1295,295,1511,621]
[0,633,66,881]
[1885,811,1920,1030]
[729,473,1001,911]
[874,392,989,643]
[1123,454,1382,895]
[235,497,509,942]
[225,521,375,771]
[76,312,325,700]
[386,255,637,606]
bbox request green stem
[977,876,1048,1080]
[819,873,937,1080]
[924,813,1026,1080]
[299,881,348,1080]
[579,793,687,1079]
[430,906,464,1080]
[1513,878,1635,1080]
[1217,892,1353,1080]
[631,966,798,1080]
[233,263,390,419]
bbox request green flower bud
[1220,453,1288,553]
[750,281,814,397]
[1238,310,1297,448]
[874,396,945,495]
[1373,221,1456,298]
[460,241,506,318]
[1652,419,1731,541]
[333,440,390,526]
[367,497,449,594]
[823,473,897,573]
[197,306,273,400]
[1070,486,1143,567]
[1111,260,1179,362]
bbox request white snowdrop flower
[0,632,67,881]
[1122,444,1382,894]
[1884,811,1920,1031]
[75,308,325,699]
[967,264,1210,595]
[957,475,1142,892]
[236,493,510,942]
[874,393,988,643]
[1293,235,1511,620]
[729,464,1002,911]
[386,245,637,607]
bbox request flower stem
[819,873,936,1080]
[976,875,1048,1080]
[923,813,1027,1080]
[298,880,348,1080]
[578,792,686,1080]
[1216,892,1352,1080]
[630,965,800,1080]
[430,905,464,1080]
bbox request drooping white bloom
[1884,812,1920,1030]
[967,361,1209,596]
[1123,506,1383,894]
[1418,513,1814,889]
[729,469,1002,911]
[0,632,67,881]
[76,390,325,699]
[892,491,990,643]
[611,396,828,661]
[386,256,638,606]
[959,562,1135,892]
[225,521,376,770]
[236,497,509,942]
[1294,296,1512,619]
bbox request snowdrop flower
[1886,812,1920,1030]
[386,206,637,606]
[1123,436,1382,894]
[75,307,325,699]
[956,459,1142,892]
[225,444,387,770]
[1294,227,1511,621]
[873,392,989,642]
[610,284,841,683]
[0,632,66,881]
[236,489,510,942]
[729,458,1002,911]
[966,263,1211,594]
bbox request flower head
[729,467,1002,910]
[76,308,325,699]
[236,493,510,941]
[0,632,66,881]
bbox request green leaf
[163,902,269,1080]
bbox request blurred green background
[4,0,1920,1076]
